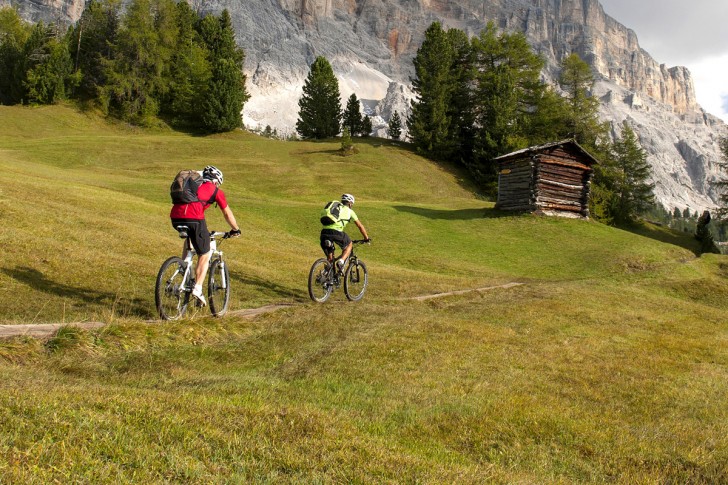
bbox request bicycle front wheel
[308,258,333,303]
[208,258,230,317]
[344,260,368,301]
[155,256,190,320]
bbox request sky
[599,0,728,122]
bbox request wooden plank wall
[496,147,594,217]
[534,148,593,217]
[496,158,535,211]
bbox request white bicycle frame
[178,229,228,293]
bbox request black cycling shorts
[171,218,210,255]
[320,229,352,255]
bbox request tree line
[296,22,656,225]
[0,1,249,131]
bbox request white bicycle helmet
[341,193,355,205]
[203,165,224,185]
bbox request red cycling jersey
[169,181,228,220]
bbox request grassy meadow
[0,104,727,482]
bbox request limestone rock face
[8,0,727,212]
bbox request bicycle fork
[213,259,228,289]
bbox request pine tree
[388,110,402,140]
[164,1,210,124]
[446,27,475,164]
[360,114,372,137]
[23,24,77,104]
[100,0,176,124]
[0,6,32,104]
[296,56,341,139]
[470,22,546,183]
[559,53,608,149]
[342,93,363,136]
[340,126,354,154]
[407,22,455,159]
[198,10,249,132]
[609,121,655,224]
[69,0,120,101]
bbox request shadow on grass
[3,267,154,318]
[394,205,510,220]
[620,222,702,256]
[229,269,304,301]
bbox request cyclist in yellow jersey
[320,193,370,272]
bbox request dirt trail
[0,304,293,339]
[0,283,524,339]
[405,282,524,301]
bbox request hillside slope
[0,105,727,482]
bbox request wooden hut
[494,139,599,218]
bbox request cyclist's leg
[338,232,353,266]
[191,220,212,292]
[196,250,212,287]
[320,230,338,263]
[177,219,211,298]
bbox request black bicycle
[155,228,233,320]
[308,240,369,303]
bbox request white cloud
[600,0,728,122]
[684,54,728,122]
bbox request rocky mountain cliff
[6,0,727,212]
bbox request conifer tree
[296,56,342,139]
[446,27,475,164]
[23,24,77,104]
[559,53,608,149]
[388,110,402,140]
[69,0,119,101]
[101,0,177,124]
[608,121,655,224]
[360,114,372,137]
[198,10,249,132]
[340,126,354,153]
[0,7,31,104]
[164,1,210,123]
[470,22,546,182]
[407,22,454,159]
[342,93,363,136]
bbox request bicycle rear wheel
[155,256,190,320]
[344,260,368,301]
[308,258,333,302]
[208,258,230,317]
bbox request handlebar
[211,230,240,240]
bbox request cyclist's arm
[354,219,369,240]
[221,205,240,231]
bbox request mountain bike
[308,239,369,303]
[155,227,233,320]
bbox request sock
[193,284,202,293]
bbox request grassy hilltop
[0,105,727,482]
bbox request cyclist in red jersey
[170,165,240,306]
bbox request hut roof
[493,139,601,166]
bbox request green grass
[0,104,726,483]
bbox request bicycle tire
[344,260,368,301]
[308,258,334,303]
[155,256,190,320]
[208,258,230,317]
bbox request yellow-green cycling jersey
[322,205,358,232]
